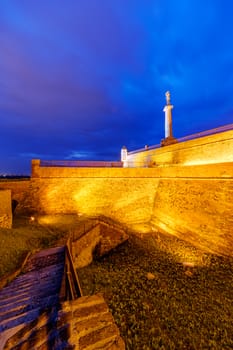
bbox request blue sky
[0,0,233,174]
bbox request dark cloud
[0,0,232,174]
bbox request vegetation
[0,216,68,278]
[0,214,98,278]
[78,233,233,350]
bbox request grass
[0,214,100,278]
[78,233,233,350]
[0,215,70,278]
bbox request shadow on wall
[12,200,18,215]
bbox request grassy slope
[0,214,98,278]
[0,217,63,277]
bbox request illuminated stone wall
[150,179,233,256]
[126,129,233,167]
[0,180,31,214]
[0,189,12,228]
[28,162,233,255]
[31,160,233,179]
[1,159,233,256]
[29,175,159,227]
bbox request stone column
[161,91,177,146]
[164,91,173,138]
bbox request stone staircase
[0,245,125,349]
[58,294,124,350]
[0,246,65,349]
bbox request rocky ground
[78,233,233,350]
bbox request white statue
[165,91,171,105]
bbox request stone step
[0,303,31,322]
[0,295,59,329]
[3,290,124,348]
[3,306,74,350]
[0,292,31,306]
[0,283,60,309]
[60,294,125,349]
[0,295,31,311]
[0,294,59,325]
[0,282,33,297]
[3,309,57,348]
[0,266,63,295]
[0,307,42,333]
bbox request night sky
[1,1,233,174]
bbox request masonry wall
[29,175,159,226]
[26,162,233,255]
[151,179,233,256]
[1,160,233,256]
[0,190,12,228]
[126,129,233,167]
[0,180,31,214]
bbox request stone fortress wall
[125,128,233,167]
[1,127,233,256]
[29,159,233,256]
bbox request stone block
[72,222,128,268]
[62,294,125,349]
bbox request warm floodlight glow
[182,262,195,268]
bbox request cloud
[0,1,233,173]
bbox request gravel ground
[78,233,233,350]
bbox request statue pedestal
[161,136,178,147]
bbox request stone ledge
[72,222,128,269]
[62,293,125,350]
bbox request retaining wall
[151,178,233,256]
[0,190,12,228]
[27,162,233,255]
[0,180,31,215]
[1,161,233,256]
[126,129,233,167]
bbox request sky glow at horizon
[0,0,233,174]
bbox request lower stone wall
[0,180,31,215]
[72,222,128,268]
[1,164,233,256]
[150,179,233,256]
[29,176,159,226]
[0,190,12,228]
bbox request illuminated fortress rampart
[1,92,233,256]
